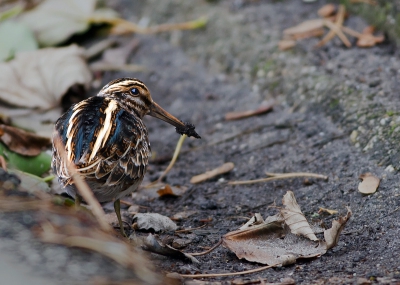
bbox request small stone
[350,130,358,143]
[385,165,395,173]
[172,238,193,249]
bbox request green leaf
[0,21,38,61]
[0,142,51,176]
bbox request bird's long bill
[148,101,185,129]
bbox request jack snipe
[52,78,200,236]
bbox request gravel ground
[1,1,400,284]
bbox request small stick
[323,19,351,47]
[341,26,363,38]
[316,5,346,47]
[145,135,187,189]
[187,239,222,256]
[53,136,111,232]
[228,172,328,185]
[175,224,206,233]
[178,263,279,278]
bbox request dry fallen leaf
[0,45,92,110]
[323,208,352,250]
[357,33,384,47]
[132,213,178,232]
[225,102,274,121]
[0,124,51,156]
[223,220,325,266]
[223,191,352,266]
[281,191,318,241]
[318,4,336,18]
[190,162,234,184]
[157,184,187,197]
[358,172,380,194]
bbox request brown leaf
[283,19,324,39]
[225,102,273,121]
[222,221,326,265]
[278,39,296,51]
[323,208,352,250]
[356,33,384,47]
[358,172,380,194]
[190,162,234,184]
[157,184,187,197]
[318,4,336,18]
[362,25,375,35]
[0,124,51,156]
[281,191,318,241]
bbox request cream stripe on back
[66,101,87,162]
[89,100,118,162]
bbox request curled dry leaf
[281,191,318,241]
[132,213,178,232]
[318,4,336,18]
[138,234,199,263]
[157,184,187,197]
[225,102,274,121]
[357,33,384,47]
[239,213,265,230]
[0,124,51,156]
[190,162,234,184]
[358,172,380,194]
[222,191,351,266]
[0,45,92,110]
[18,0,96,46]
[324,208,352,250]
[223,221,325,266]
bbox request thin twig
[157,134,187,183]
[228,172,328,185]
[175,224,206,233]
[186,239,222,256]
[53,136,111,232]
[316,4,346,47]
[323,19,351,47]
[178,263,279,278]
[341,26,363,38]
[89,16,207,35]
[145,135,187,189]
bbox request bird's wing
[52,96,150,187]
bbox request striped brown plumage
[52,78,200,236]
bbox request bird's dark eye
[131,88,139,95]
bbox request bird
[52,78,200,236]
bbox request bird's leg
[75,195,81,208]
[114,199,127,237]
